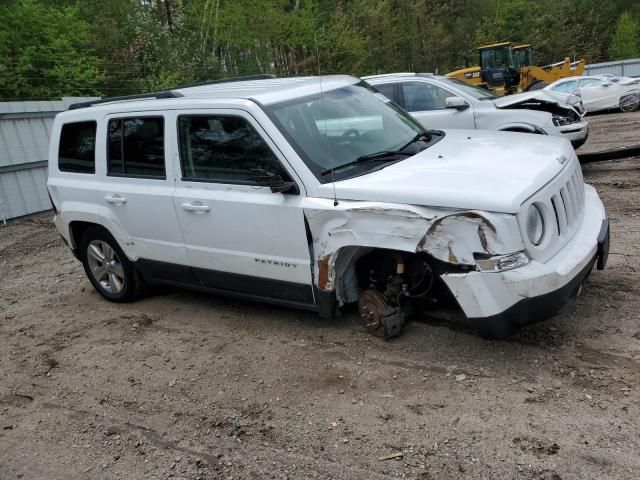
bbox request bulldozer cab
[513,44,533,69]
[478,43,520,91]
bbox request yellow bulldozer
[447,42,585,95]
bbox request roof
[174,76,350,100]
[66,75,360,114]
[478,42,512,49]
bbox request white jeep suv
[365,73,589,149]
[47,75,609,338]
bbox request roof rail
[173,74,276,89]
[68,91,181,110]
[68,74,276,110]
[362,72,417,80]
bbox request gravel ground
[1,112,639,480]
[579,110,640,154]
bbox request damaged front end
[304,201,524,339]
[498,96,584,124]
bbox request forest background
[1,0,639,99]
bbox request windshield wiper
[400,131,432,150]
[321,150,412,176]
[320,131,433,176]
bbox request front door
[171,109,314,306]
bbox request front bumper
[557,121,589,144]
[441,185,607,337]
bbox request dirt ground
[579,110,640,154]
[1,112,639,480]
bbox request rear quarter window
[58,121,97,174]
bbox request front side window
[401,82,456,111]
[58,121,96,174]
[107,117,165,178]
[178,115,290,184]
[443,78,497,100]
[481,49,496,69]
[265,82,439,181]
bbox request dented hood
[493,90,581,111]
[318,130,572,214]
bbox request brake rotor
[358,290,406,339]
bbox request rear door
[99,112,189,279]
[171,109,314,306]
[398,81,475,129]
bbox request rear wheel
[80,226,145,302]
[619,94,639,113]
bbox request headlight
[475,252,530,272]
[526,204,544,246]
[552,114,577,126]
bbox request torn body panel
[303,197,523,305]
[496,97,583,123]
[494,91,584,117]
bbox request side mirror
[251,169,299,195]
[269,176,299,194]
[602,82,611,87]
[445,96,470,110]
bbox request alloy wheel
[86,240,125,294]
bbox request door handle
[181,202,210,213]
[105,194,127,205]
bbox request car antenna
[315,33,338,207]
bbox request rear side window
[177,115,290,184]
[579,78,604,88]
[107,117,165,178]
[58,121,97,174]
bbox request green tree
[609,11,640,60]
[0,0,104,99]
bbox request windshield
[265,82,433,181]
[443,78,498,100]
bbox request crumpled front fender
[303,198,524,292]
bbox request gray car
[365,73,589,148]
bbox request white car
[47,75,609,339]
[365,73,589,148]
[545,75,640,113]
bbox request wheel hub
[358,290,406,339]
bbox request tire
[619,94,640,113]
[80,226,145,302]
[571,136,588,150]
